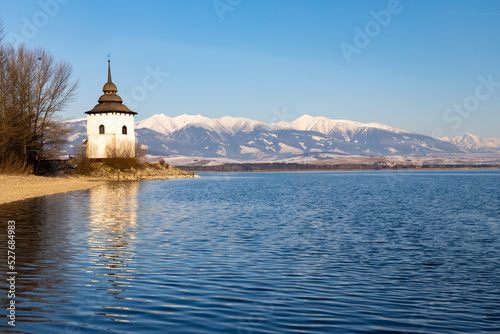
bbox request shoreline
[0,173,197,205]
[0,175,107,205]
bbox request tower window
[99,124,105,134]
[122,126,127,135]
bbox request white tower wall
[87,112,135,158]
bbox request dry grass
[104,141,143,171]
[0,153,32,175]
[73,144,97,175]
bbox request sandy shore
[0,175,105,205]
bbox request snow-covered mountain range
[63,114,499,160]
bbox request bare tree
[0,19,78,173]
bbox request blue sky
[1,0,499,138]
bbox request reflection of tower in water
[89,182,139,226]
[87,182,140,297]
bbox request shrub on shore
[0,153,31,175]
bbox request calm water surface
[0,170,499,333]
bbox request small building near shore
[85,60,137,159]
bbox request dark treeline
[0,20,78,174]
[178,162,500,173]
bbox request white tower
[86,60,136,159]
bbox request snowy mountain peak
[463,132,481,141]
[62,117,86,123]
[136,113,210,134]
[440,133,500,151]
[287,114,408,135]
[211,116,268,134]
[289,114,330,131]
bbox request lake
[1,170,499,333]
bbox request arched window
[122,126,127,135]
[99,124,105,134]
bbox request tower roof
[86,59,136,115]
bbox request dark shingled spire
[102,59,118,94]
[86,58,136,115]
[108,59,112,82]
